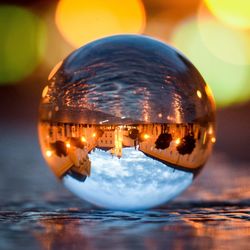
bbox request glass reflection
[38,35,216,209]
[39,122,215,180]
[39,121,215,209]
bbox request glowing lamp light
[175,138,181,145]
[92,133,96,138]
[196,90,202,99]
[208,126,214,135]
[66,142,71,148]
[143,134,150,140]
[205,0,250,29]
[81,136,87,142]
[0,5,46,84]
[45,150,52,157]
[211,137,216,143]
[171,19,250,107]
[55,0,146,48]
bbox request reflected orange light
[48,60,63,80]
[203,132,207,144]
[208,125,213,135]
[205,84,216,110]
[45,150,52,157]
[175,138,181,145]
[211,137,216,143]
[42,85,48,98]
[55,0,146,48]
[81,136,87,142]
[197,90,202,99]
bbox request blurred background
[0,1,249,249]
[1,0,250,161]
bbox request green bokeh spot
[171,20,249,107]
[0,5,46,84]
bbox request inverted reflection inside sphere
[39,35,216,210]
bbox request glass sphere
[39,35,216,210]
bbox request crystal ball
[39,35,216,210]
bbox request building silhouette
[39,121,215,178]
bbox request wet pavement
[0,124,249,250]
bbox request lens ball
[39,35,216,210]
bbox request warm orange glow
[158,113,162,118]
[48,61,63,80]
[39,122,213,173]
[45,150,52,157]
[205,84,216,110]
[208,126,213,135]
[55,0,146,48]
[42,85,48,98]
[197,90,202,99]
[203,132,207,144]
[81,136,87,142]
[92,133,96,138]
[175,138,181,145]
[66,142,71,148]
[211,137,216,143]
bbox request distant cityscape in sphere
[39,35,215,210]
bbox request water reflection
[30,206,250,250]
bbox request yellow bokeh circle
[205,0,250,29]
[55,0,146,48]
[171,19,249,107]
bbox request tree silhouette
[177,134,196,155]
[50,141,67,157]
[155,133,172,150]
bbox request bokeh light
[171,19,249,107]
[204,0,250,29]
[0,5,46,84]
[197,19,249,65]
[55,0,146,48]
